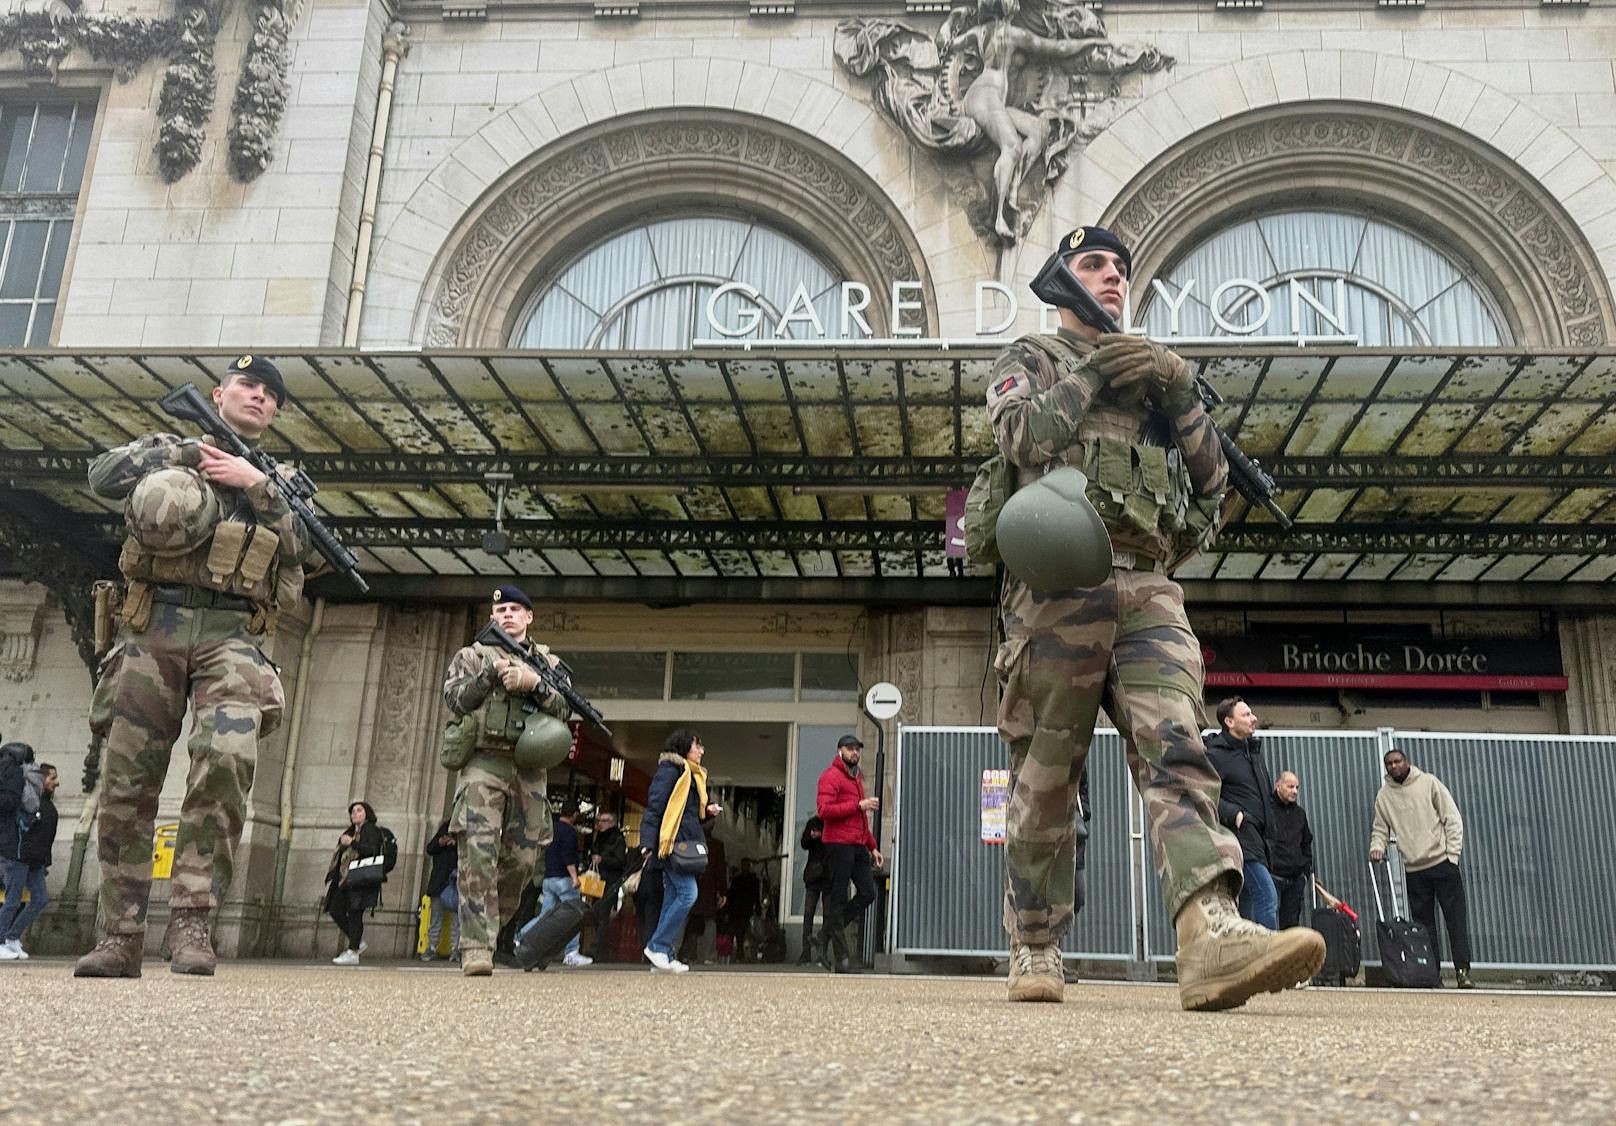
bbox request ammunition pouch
[120,580,153,632]
[962,453,1013,566]
[441,713,478,771]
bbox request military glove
[498,660,541,695]
[1093,334,1196,411]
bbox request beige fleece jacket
[1369,765,1464,872]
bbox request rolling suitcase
[1309,877,1360,986]
[1370,858,1440,988]
[514,897,588,971]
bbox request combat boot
[164,909,217,975]
[462,947,494,976]
[1007,940,1064,1003]
[1174,882,1325,1012]
[73,934,144,978]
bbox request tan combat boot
[1174,883,1325,1012]
[164,909,217,976]
[462,947,494,976]
[1007,940,1065,1003]
[73,934,144,978]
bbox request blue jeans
[539,875,583,957]
[648,868,698,957]
[1239,860,1278,931]
[0,860,48,942]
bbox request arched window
[512,215,857,349]
[1135,210,1511,346]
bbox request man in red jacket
[814,734,884,973]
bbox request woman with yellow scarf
[638,729,721,973]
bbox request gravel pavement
[2,959,1610,1125]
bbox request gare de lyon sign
[692,276,1358,348]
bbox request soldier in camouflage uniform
[75,356,309,979]
[442,585,569,976]
[989,227,1324,1009]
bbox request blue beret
[224,354,286,406]
[1056,226,1133,275]
[491,585,532,611]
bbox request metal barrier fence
[892,725,1616,971]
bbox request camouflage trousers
[997,568,1241,945]
[450,751,551,951]
[91,602,284,935]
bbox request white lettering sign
[694,275,1356,346]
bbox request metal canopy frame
[0,345,1612,591]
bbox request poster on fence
[981,769,1009,844]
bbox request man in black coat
[1267,771,1314,930]
[2,758,58,959]
[1203,698,1278,930]
[588,810,628,963]
[421,819,458,960]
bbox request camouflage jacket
[442,638,570,721]
[88,431,314,606]
[986,330,1228,560]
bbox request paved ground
[1,959,1610,1125]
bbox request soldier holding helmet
[76,355,309,979]
[986,226,1324,1009]
[441,585,574,976]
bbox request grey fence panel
[1144,729,1385,961]
[892,726,1132,959]
[1388,733,1616,969]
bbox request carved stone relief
[422,112,929,348]
[834,0,1172,247]
[1108,107,1616,348]
[0,583,47,683]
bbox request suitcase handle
[1368,853,1404,922]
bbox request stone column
[1561,613,1616,736]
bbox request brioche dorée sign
[1201,636,1567,693]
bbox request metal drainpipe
[342,19,409,347]
[269,597,325,949]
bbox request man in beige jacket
[1369,748,1474,988]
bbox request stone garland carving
[155,5,216,183]
[424,120,924,347]
[226,1,292,181]
[0,4,295,184]
[833,0,1172,246]
[1111,112,1610,347]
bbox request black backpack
[378,826,399,877]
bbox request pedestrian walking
[326,801,383,965]
[1268,771,1314,931]
[638,729,720,974]
[1204,697,1279,929]
[814,734,883,974]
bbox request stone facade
[4,1,1615,950]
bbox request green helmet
[514,713,573,773]
[996,466,1113,591]
[125,467,221,556]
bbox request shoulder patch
[986,368,1029,411]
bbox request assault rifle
[159,382,371,592]
[1030,253,1293,528]
[475,620,612,737]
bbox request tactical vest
[121,512,301,614]
[1018,333,1212,560]
[465,640,559,753]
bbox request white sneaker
[358,941,368,954]
[668,958,690,974]
[644,946,673,972]
[563,952,594,968]
[418,952,433,962]
[0,940,19,961]
[332,949,360,966]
